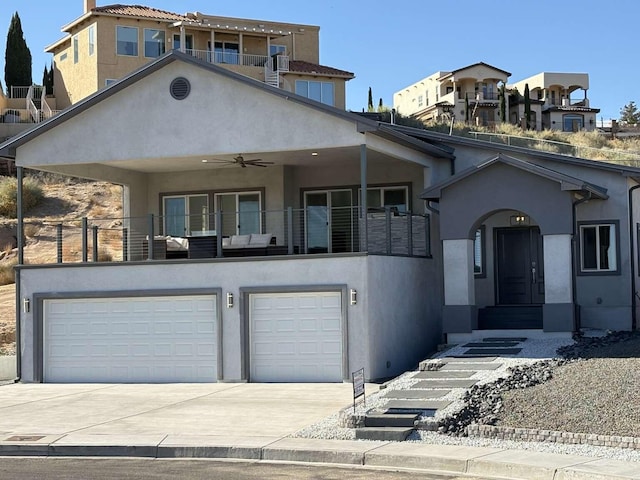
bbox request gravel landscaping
[293,332,640,463]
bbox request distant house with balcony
[393,62,511,127]
[394,64,600,132]
[45,1,354,109]
[508,72,600,132]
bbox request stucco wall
[366,256,442,380]
[17,254,440,383]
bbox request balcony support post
[92,225,99,262]
[360,144,368,252]
[287,207,294,255]
[82,217,88,262]
[56,224,63,263]
[216,210,223,258]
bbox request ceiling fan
[205,154,274,168]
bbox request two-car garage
[40,290,345,383]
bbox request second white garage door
[249,291,343,382]
[44,295,217,383]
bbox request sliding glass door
[163,195,208,236]
[304,190,352,253]
[215,192,262,236]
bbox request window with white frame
[269,44,286,56]
[88,24,95,56]
[295,80,335,106]
[73,35,79,63]
[144,29,165,58]
[579,222,618,273]
[116,26,138,56]
[418,95,423,108]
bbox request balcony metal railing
[21,207,431,265]
[177,48,289,71]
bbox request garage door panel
[250,292,343,382]
[44,295,217,383]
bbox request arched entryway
[421,154,608,339]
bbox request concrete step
[441,356,498,363]
[463,348,522,356]
[462,342,520,348]
[381,389,449,399]
[412,371,475,379]
[482,337,528,342]
[384,399,451,412]
[355,427,414,441]
[364,413,418,427]
[413,379,478,389]
[440,363,501,371]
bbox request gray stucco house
[2,51,639,384]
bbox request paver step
[381,389,449,399]
[440,356,498,363]
[463,342,519,348]
[463,348,522,356]
[384,399,451,412]
[440,363,501,371]
[355,427,414,441]
[364,413,418,427]
[413,379,478,389]
[412,371,475,379]
[482,337,528,342]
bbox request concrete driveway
[0,383,356,439]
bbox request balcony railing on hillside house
[22,207,431,265]
[176,48,289,88]
[4,85,60,124]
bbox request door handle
[531,266,536,283]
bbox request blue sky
[0,1,634,121]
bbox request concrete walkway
[0,382,637,479]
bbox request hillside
[0,179,123,354]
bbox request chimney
[84,0,96,13]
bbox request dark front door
[496,227,545,305]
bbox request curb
[0,437,638,480]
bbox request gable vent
[170,77,191,100]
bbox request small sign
[352,367,365,412]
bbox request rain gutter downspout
[572,191,592,334]
[628,183,640,330]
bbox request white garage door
[44,295,217,383]
[250,292,343,382]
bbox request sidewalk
[0,382,637,479]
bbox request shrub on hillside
[0,176,43,218]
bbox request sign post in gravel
[352,368,365,413]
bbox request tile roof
[288,60,354,78]
[92,4,189,22]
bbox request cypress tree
[465,92,470,122]
[4,12,32,95]
[524,83,531,129]
[499,83,506,123]
[367,87,373,112]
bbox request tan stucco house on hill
[394,63,599,132]
[2,50,640,385]
[45,1,354,109]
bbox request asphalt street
[0,458,498,480]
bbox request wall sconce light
[510,214,529,226]
[22,297,30,313]
[350,289,357,305]
[226,292,234,309]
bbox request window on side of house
[59,52,68,62]
[295,80,335,106]
[144,29,165,58]
[116,26,138,56]
[214,41,239,64]
[563,114,584,132]
[579,222,618,274]
[88,24,95,56]
[474,227,485,277]
[73,34,79,64]
[105,79,117,86]
[362,186,409,213]
[269,44,286,56]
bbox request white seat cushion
[249,233,272,247]
[229,234,251,247]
